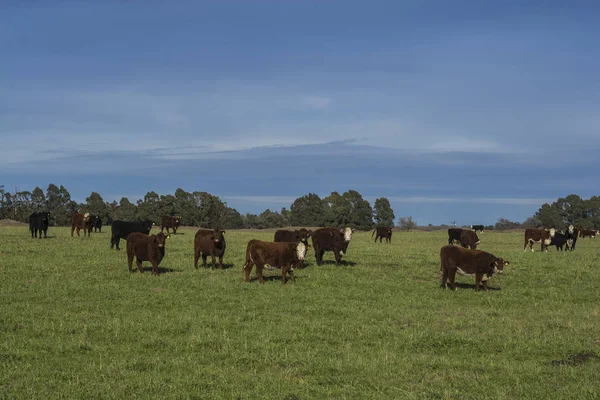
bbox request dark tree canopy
[373,197,395,227]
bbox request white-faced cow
[243,240,308,284]
[311,227,355,265]
[524,228,555,252]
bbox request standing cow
[243,239,308,284]
[565,225,578,251]
[470,225,485,233]
[194,228,226,269]
[71,213,91,237]
[110,220,154,250]
[127,232,169,275]
[311,227,355,266]
[274,228,313,245]
[29,212,50,239]
[447,228,463,245]
[160,215,181,234]
[440,245,510,291]
[524,228,555,252]
[372,227,392,243]
[459,230,480,249]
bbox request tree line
[0,184,396,230]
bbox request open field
[1,226,599,399]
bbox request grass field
[1,226,599,399]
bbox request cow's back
[312,227,337,250]
[274,230,298,243]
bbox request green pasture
[1,226,599,399]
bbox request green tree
[221,207,244,229]
[535,203,564,228]
[290,193,326,226]
[85,192,108,218]
[31,187,46,212]
[323,191,351,227]
[114,197,138,221]
[373,197,395,227]
[342,190,373,230]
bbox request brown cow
[194,228,226,269]
[459,229,480,249]
[311,227,355,265]
[579,228,599,239]
[71,212,92,237]
[440,245,510,291]
[274,228,313,245]
[243,240,308,284]
[524,228,555,252]
[372,227,392,243]
[160,215,181,234]
[126,232,168,275]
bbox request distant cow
[91,215,102,233]
[311,227,355,265]
[160,215,181,234]
[194,228,226,269]
[71,213,91,237]
[372,227,392,243]
[579,229,599,239]
[110,220,154,250]
[29,211,50,239]
[564,225,578,251]
[127,232,168,275]
[440,245,509,291]
[448,228,463,245]
[524,228,555,252]
[459,230,480,249]
[243,239,308,284]
[470,225,484,233]
[274,228,313,245]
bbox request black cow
[311,227,355,265]
[549,232,570,251]
[447,228,463,245]
[564,225,578,251]
[372,227,392,243]
[110,220,154,250]
[470,225,484,233]
[91,215,102,233]
[29,212,50,239]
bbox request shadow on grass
[314,260,357,267]
[449,282,502,291]
[247,275,299,283]
[198,263,236,270]
[137,266,179,274]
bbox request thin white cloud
[386,196,553,205]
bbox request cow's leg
[243,260,253,282]
[256,263,265,284]
[202,253,208,268]
[334,250,342,265]
[128,252,134,272]
[448,268,457,290]
[115,238,121,251]
[71,226,75,237]
[211,253,217,269]
[37,228,42,239]
[475,273,482,291]
[314,246,321,265]
[441,266,448,289]
[482,280,488,291]
[288,266,296,283]
[218,254,224,269]
[43,228,47,238]
[281,266,288,285]
[151,261,158,275]
[194,249,200,269]
[136,258,143,273]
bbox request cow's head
[340,227,354,242]
[568,225,574,234]
[212,229,225,244]
[83,212,90,221]
[548,228,556,238]
[294,242,309,261]
[154,232,168,248]
[492,258,510,274]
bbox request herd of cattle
[25,212,598,290]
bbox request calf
[110,220,154,250]
[160,215,181,234]
[440,245,510,291]
[447,228,463,245]
[564,225,578,251]
[126,232,168,275]
[470,225,484,233]
[243,240,308,284]
[459,230,480,249]
[372,227,392,243]
[311,227,355,265]
[524,228,555,252]
[29,211,50,239]
[549,232,570,251]
[274,228,313,246]
[194,228,226,269]
[71,212,91,237]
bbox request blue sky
[1,1,599,225]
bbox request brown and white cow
[71,212,91,237]
[524,228,555,252]
[311,227,355,265]
[243,240,308,284]
[160,215,181,234]
[126,232,169,275]
[440,245,510,291]
[459,230,480,249]
[579,228,599,239]
[372,227,392,243]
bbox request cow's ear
[307,230,313,236]
[352,228,357,233]
[221,230,226,234]
[504,260,510,266]
[339,228,344,234]
[166,235,171,239]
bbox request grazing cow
[243,239,308,284]
[194,228,226,269]
[311,227,355,266]
[110,220,154,250]
[470,225,485,233]
[274,228,313,246]
[448,228,463,245]
[126,232,168,275]
[564,225,578,251]
[160,215,181,234]
[29,211,50,239]
[71,212,91,237]
[372,227,393,243]
[440,245,510,291]
[579,229,598,239]
[459,230,480,249]
[524,228,555,252]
